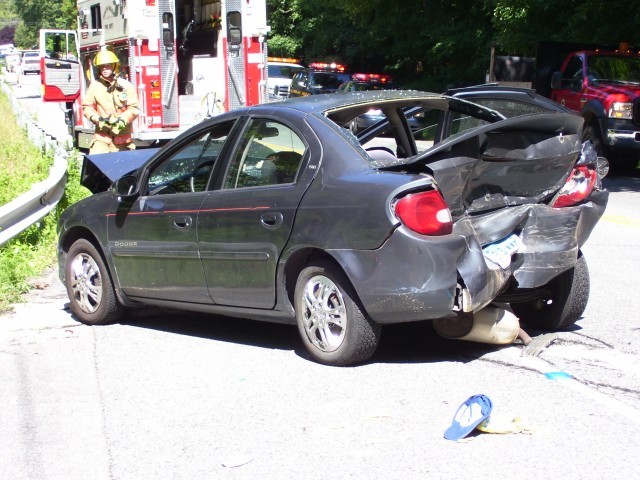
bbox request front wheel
[294,261,381,366]
[65,238,123,325]
[583,125,606,158]
[510,252,590,331]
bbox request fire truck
[40,0,270,149]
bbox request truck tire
[583,125,605,158]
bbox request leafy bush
[0,88,90,312]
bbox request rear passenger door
[197,116,312,308]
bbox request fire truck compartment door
[39,29,81,102]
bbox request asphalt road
[2,71,640,480]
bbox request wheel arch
[581,100,608,142]
[59,226,132,307]
[59,225,100,255]
[281,247,361,315]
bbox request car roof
[263,90,445,113]
[247,90,508,131]
[444,84,569,112]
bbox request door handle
[173,216,192,228]
[260,212,283,230]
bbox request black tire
[294,261,381,366]
[64,239,123,325]
[64,102,75,139]
[583,125,605,158]
[510,252,590,331]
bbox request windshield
[588,55,640,84]
[311,72,352,90]
[268,64,304,79]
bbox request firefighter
[82,49,140,154]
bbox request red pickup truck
[547,43,640,166]
[491,41,640,167]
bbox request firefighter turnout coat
[82,76,140,152]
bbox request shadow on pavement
[119,307,506,366]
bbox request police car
[289,62,351,97]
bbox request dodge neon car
[57,90,608,366]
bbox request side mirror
[162,12,175,49]
[227,11,242,56]
[550,71,563,90]
[115,175,139,198]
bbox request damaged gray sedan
[57,91,608,366]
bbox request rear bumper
[333,191,608,324]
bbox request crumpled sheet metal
[454,189,608,311]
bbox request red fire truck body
[40,0,269,149]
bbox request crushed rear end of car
[337,111,607,338]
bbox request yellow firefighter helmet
[93,49,120,67]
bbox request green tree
[266,0,303,57]
[12,0,76,49]
[280,0,496,90]
[487,0,640,55]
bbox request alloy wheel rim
[70,253,102,314]
[301,275,347,352]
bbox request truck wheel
[64,102,75,139]
[294,261,381,366]
[65,239,123,325]
[583,125,605,158]
[510,252,589,331]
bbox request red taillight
[145,0,156,6]
[394,190,453,235]
[551,165,598,208]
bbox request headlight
[609,102,632,119]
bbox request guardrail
[0,75,71,246]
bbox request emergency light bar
[268,57,301,64]
[352,73,392,83]
[308,62,347,72]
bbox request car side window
[147,121,234,195]
[561,56,584,90]
[223,119,306,189]
[469,98,549,118]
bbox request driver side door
[108,121,236,303]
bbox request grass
[0,85,90,312]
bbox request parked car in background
[354,84,573,152]
[267,57,305,101]
[435,84,572,141]
[338,72,402,133]
[19,50,41,74]
[337,73,398,92]
[289,62,351,97]
[58,90,607,366]
[4,52,21,73]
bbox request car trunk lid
[380,112,583,216]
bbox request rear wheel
[65,239,123,325]
[294,261,381,366]
[510,252,589,331]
